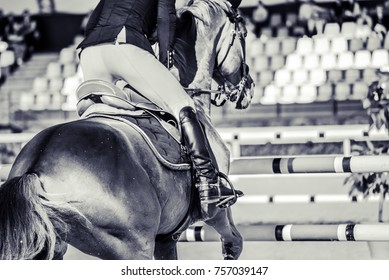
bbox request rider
[77,0,243,216]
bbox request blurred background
[1,0,389,259]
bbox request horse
[0,0,254,260]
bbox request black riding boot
[179,106,242,207]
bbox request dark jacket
[77,0,176,66]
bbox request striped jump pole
[230,155,389,175]
[180,224,389,242]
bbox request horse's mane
[174,0,229,87]
[178,0,228,33]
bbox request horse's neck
[175,15,220,116]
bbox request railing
[217,124,389,157]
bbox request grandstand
[0,0,388,157]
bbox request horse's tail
[0,173,65,260]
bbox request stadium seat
[32,77,48,93]
[384,32,389,49]
[313,36,330,54]
[270,13,283,27]
[292,25,306,37]
[0,41,8,53]
[59,47,76,64]
[285,13,298,27]
[331,37,348,54]
[371,49,389,69]
[293,69,309,85]
[323,22,340,37]
[269,54,285,71]
[366,35,382,51]
[279,84,299,104]
[47,94,63,110]
[317,83,333,101]
[353,50,371,69]
[281,37,297,55]
[34,93,51,110]
[274,69,291,86]
[344,69,360,83]
[260,27,273,38]
[275,26,289,38]
[261,84,281,105]
[61,76,82,96]
[298,84,317,103]
[62,63,77,78]
[0,50,15,68]
[257,70,274,86]
[18,93,35,111]
[254,55,269,72]
[303,54,320,70]
[328,69,343,83]
[349,38,364,52]
[362,68,378,84]
[341,22,357,39]
[46,62,62,79]
[49,77,64,92]
[337,51,354,70]
[265,38,281,55]
[351,81,368,100]
[61,93,78,111]
[73,35,85,47]
[320,53,337,70]
[285,53,303,70]
[310,69,326,86]
[248,39,264,58]
[296,37,313,54]
[334,82,351,100]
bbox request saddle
[76,79,190,168]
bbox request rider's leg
[196,110,243,202]
[79,44,239,208]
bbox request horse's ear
[228,0,242,9]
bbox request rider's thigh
[102,44,195,118]
[79,44,115,83]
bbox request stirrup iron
[216,172,242,208]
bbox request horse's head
[212,0,255,109]
[177,0,254,110]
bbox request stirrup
[215,172,242,208]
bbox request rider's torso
[78,0,158,54]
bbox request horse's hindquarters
[8,118,191,259]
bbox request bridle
[186,2,251,107]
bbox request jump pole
[179,224,389,242]
[230,155,389,175]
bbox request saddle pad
[122,115,190,165]
[88,112,190,167]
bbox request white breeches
[79,43,195,119]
